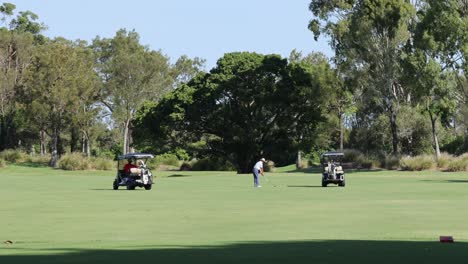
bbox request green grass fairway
[1,165,468,263]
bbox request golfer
[252,158,266,188]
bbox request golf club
[263,174,277,187]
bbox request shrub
[296,159,310,169]
[356,155,379,169]
[0,158,6,168]
[91,149,116,160]
[24,154,51,166]
[400,155,435,171]
[91,157,114,170]
[446,154,468,172]
[59,153,91,170]
[342,149,362,163]
[264,160,276,172]
[0,149,28,163]
[383,155,400,170]
[460,153,468,162]
[155,153,180,167]
[191,158,235,171]
[436,153,454,170]
[446,159,468,172]
[179,162,192,171]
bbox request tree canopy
[134,52,337,172]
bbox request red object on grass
[439,236,454,243]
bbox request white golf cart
[321,151,346,187]
[113,153,154,190]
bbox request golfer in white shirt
[252,158,266,188]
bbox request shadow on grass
[343,169,384,174]
[275,166,384,174]
[445,180,468,183]
[167,174,191,178]
[89,189,146,191]
[275,167,322,173]
[287,185,323,188]
[421,180,468,184]
[1,240,466,264]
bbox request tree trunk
[57,131,65,156]
[296,150,302,169]
[85,131,91,157]
[128,124,134,153]
[82,133,85,153]
[40,130,47,155]
[122,119,130,154]
[49,128,59,168]
[70,127,79,153]
[82,131,91,157]
[339,112,344,151]
[389,106,399,156]
[429,111,441,160]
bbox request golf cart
[321,151,345,187]
[113,153,154,190]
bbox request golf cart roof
[321,151,344,158]
[117,153,154,160]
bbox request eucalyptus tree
[402,0,467,158]
[0,3,44,150]
[172,55,205,87]
[309,0,415,155]
[25,38,97,167]
[92,29,173,154]
[68,40,99,157]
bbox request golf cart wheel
[126,185,136,190]
[339,180,346,187]
[144,184,152,190]
[113,180,119,190]
[322,181,327,187]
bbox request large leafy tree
[400,0,466,158]
[92,29,173,154]
[0,3,44,150]
[24,38,96,167]
[134,52,332,173]
[309,0,415,156]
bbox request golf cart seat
[129,168,143,175]
[325,163,344,174]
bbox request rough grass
[58,153,113,171]
[436,153,454,170]
[446,156,468,172]
[1,165,468,264]
[0,149,28,163]
[400,155,435,171]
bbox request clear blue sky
[7,0,333,69]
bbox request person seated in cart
[124,159,138,175]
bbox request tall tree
[24,38,96,167]
[69,40,99,157]
[309,0,415,155]
[399,0,467,158]
[134,52,332,173]
[92,29,173,154]
[0,3,43,150]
